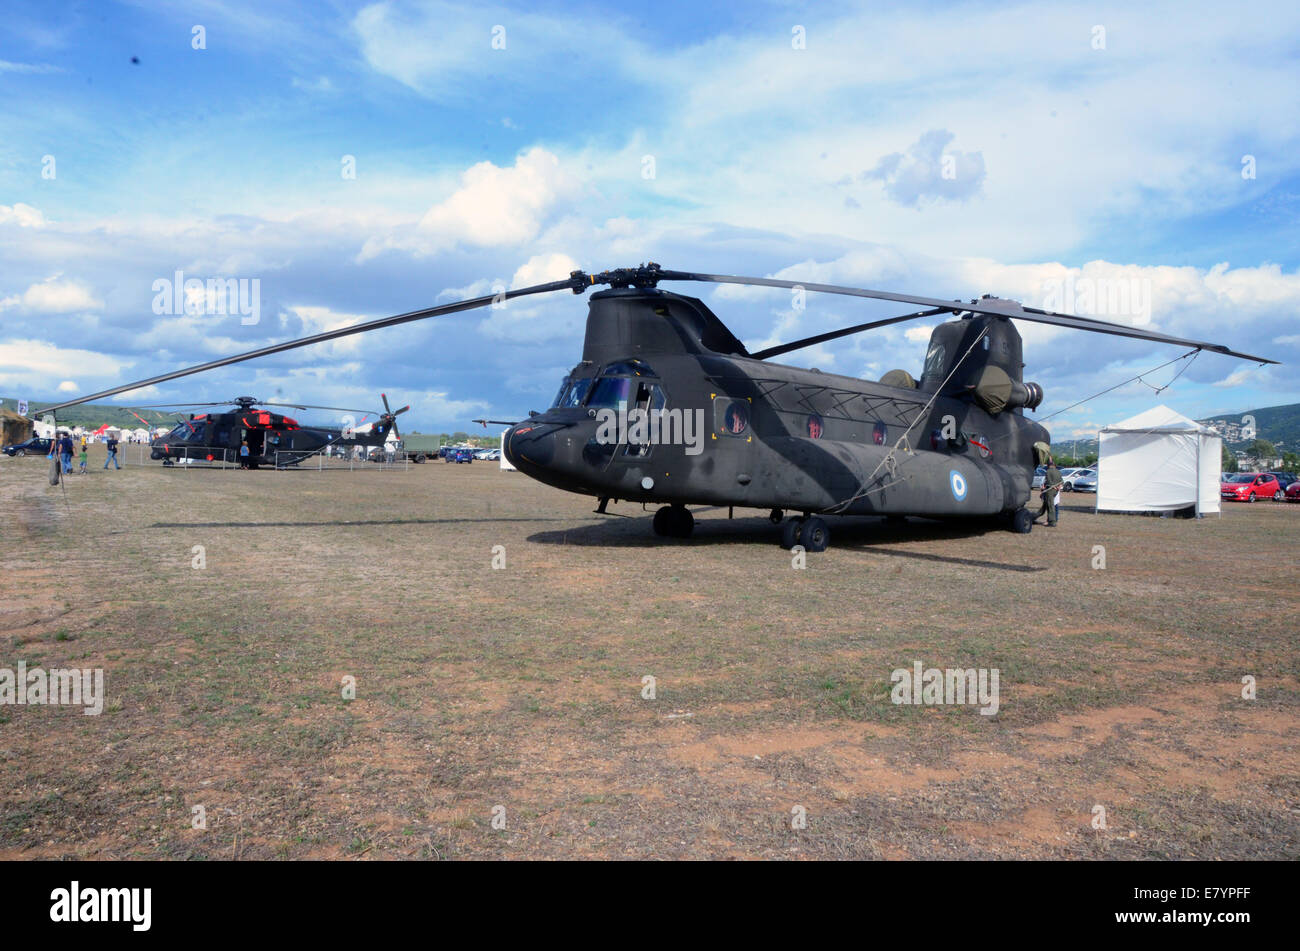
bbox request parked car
[444,447,475,463]
[2,436,53,457]
[1069,469,1098,493]
[1220,472,1281,502]
[1268,472,1298,491]
[1032,465,1046,489]
[1286,480,1300,502]
[1061,468,1096,491]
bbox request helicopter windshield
[166,421,198,440]
[923,343,947,380]
[552,377,594,409]
[587,376,634,410]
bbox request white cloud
[0,60,61,74]
[358,148,578,260]
[864,130,986,207]
[0,275,102,314]
[0,203,45,227]
[512,252,579,288]
[418,148,576,247]
[57,380,78,392]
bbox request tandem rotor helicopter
[40,263,1275,551]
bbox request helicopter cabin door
[618,378,665,461]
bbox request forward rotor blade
[259,401,375,415]
[750,307,951,360]
[653,268,1278,364]
[39,275,585,414]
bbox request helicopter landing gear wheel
[1011,508,1034,533]
[780,517,802,550]
[799,516,830,552]
[769,508,784,524]
[653,505,694,539]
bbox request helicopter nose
[504,422,559,469]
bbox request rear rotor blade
[653,268,1277,364]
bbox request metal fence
[274,448,409,471]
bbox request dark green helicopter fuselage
[505,287,1050,520]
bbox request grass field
[1,445,1297,859]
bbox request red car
[1220,472,1282,502]
[1286,480,1300,502]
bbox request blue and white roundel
[949,469,968,501]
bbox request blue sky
[2,0,1299,438]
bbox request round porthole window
[807,414,823,439]
[872,421,887,445]
[724,401,749,435]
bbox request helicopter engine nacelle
[1008,380,1044,411]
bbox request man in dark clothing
[58,432,75,474]
[104,434,121,469]
[1036,458,1063,526]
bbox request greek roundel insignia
[949,469,968,501]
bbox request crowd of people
[50,431,122,474]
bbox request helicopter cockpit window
[166,422,192,440]
[553,377,594,409]
[587,376,635,410]
[923,343,947,380]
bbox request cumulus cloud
[863,130,986,208]
[0,203,45,227]
[0,275,102,314]
[359,148,578,260]
[419,148,575,247]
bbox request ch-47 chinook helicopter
[41,264,1274,550]
[136,393,409,467]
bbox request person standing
[104,433,121,469]
[77,443,88,474]
[58,431,75,474]
[239,440,250,469]
[1036,457,1063,526]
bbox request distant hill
[0,397,176,430]
[1197,402,1300,450]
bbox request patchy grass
[0,450,1296,859]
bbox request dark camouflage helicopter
[41,264,1273,549]
[138,394,409,467]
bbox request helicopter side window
[714,397,750,436]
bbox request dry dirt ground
[1,445,1296,860]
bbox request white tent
[1097,405,1221,516]
[500,430,516,471]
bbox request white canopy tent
[500,430,516,470]
[1097,405,1221,516]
